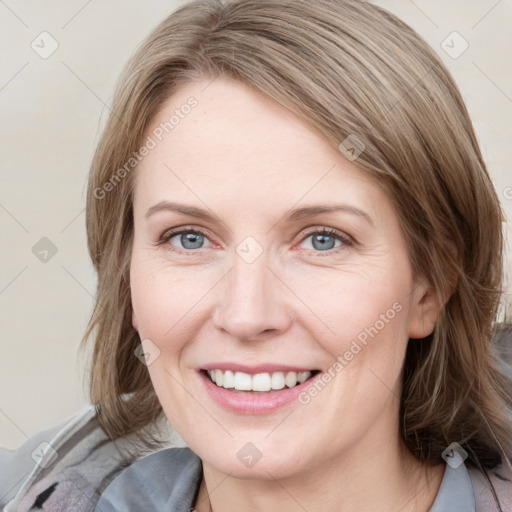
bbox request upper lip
[200,363,318,374]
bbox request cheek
[291,265,410,345]
[131,256,199,336]
[130,260,205,431]
[297,271,412,403]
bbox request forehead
[134,78,387,221]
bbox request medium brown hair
[82,0,512,501]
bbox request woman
[2,0,511,510]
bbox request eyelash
[157,225,354,256]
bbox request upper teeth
[207,369,312,391]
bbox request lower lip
[197,370,322,414]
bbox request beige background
[1,0,511,449]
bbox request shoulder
[0,411,72,507]
[0,406,98,510]
[94,447,202,511]
[469,462,512,512]
[0,406,169,512]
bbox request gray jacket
[1,404,512,511]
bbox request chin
[197,438,311,481]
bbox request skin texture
[130,77,445,512]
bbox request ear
[131,305,139,332]
[408,277,442,339]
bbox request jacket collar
[95,447,477,512]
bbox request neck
[194,435,445,512]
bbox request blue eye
[158,226,353,254]
[163,229,211,251]
[301,228,348,251]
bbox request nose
[212,248,294,342]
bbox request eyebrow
[145,201,374,227]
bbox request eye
[157,226,354,255]
[159,227,212,252]
[298,227,353,254]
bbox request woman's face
[130,77,438,479]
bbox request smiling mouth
[201,369,321,393]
